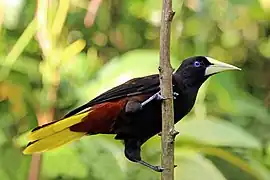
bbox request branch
[84,0,103,28]
[28,1,58,180]
[28,112,55,180]
[159,0,176,179]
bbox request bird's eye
[194,61,201,67]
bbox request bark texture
[159,0,175,179]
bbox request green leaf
[0,100,11,128]
[0,144,31,180]
[61,53,92,83]
[228,0,257,5]
[198,147,261,179]
[42,146,88,179]
[75,136,126,180]
[0,19,37,81]
[176,117,261,149]
[259,38,270,58]
[0,130,7,146]
[209,73,270,124]
[0,168,9,180]
[175,148,227,180]
[249,159,270,180]
[15,131,29,148]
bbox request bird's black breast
[173,90,197,122]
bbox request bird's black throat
[172,73,204,123]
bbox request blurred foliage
[0,0,270,180]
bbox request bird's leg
[125,91,179,113]
[141,91,164,107]
[124,139,164,172]
[141,91,179,107]
[125,91,164,113]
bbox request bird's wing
[63,74,160,118]
[24,96,147,154]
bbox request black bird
[23,56,241,172]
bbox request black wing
[63,74,160,118]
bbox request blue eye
[194,61,201,67]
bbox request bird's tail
[23,111,90,154]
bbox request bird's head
[175,56,241,89]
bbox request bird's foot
[155,91,179,100]
[152,165,177,172]
[153,166,164,172]
[137,160,177,172]
[137,160,164,172]
[126,91,179,113]
[155,91,165,100]
[149,91,179,101]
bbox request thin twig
[28,154,41,180]
[28,1,58,180]
[159,0,175,179]
[84,0,103,28]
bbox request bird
[23,56,241,172]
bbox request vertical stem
[159,0,175,180]
[28,111,55,180]
[84,0,103,27]
[28,154,41,180]
[28,1,57,180]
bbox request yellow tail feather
[23,129,85,154]
[28,111,90,141]
[23,111,90,154]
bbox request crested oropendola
[23,56,241,172]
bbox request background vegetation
[0,0,269,179]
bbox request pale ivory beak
[205,57,241,76]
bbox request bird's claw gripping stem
[137,160,164,172]
[137,161,177,172]
[156,166,164,172]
